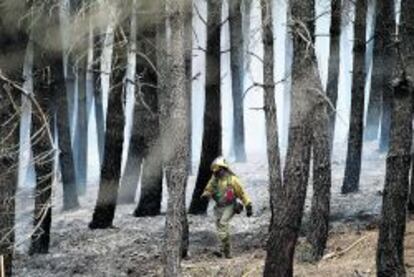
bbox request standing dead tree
[376,0,414,275]
[326,0,342,147]
[342,0,368,194]
[189,0,222,215]
[260,0,282,234]
[229,0,247,162]
[89,25,126,229]
[265,0,333,270]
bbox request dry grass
[182,217,414,277]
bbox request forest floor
[13,146,414,276]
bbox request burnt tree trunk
[402,0,414,213]
[229,0,247,162]
[162,0,189,274]
[365,0,386,141]
[326,0,341,148]
[189,0,222,215]
[56,2,80,210]
[29,65,54,255]
[133,8,163,216]
[185,0,193,173]
[0,83,20,276]
[264,0,315,275]
[0,6,29,273]
[260,0,282,234]
[376,77,413,277]
[342,0,367,194]
[89,28,126,229]
[379,0,396,153]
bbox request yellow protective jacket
[202,174,251,207]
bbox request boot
[223,242,232,259]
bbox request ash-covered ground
[14,146,390,276]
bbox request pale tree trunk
[229,0,247,162]
[89,26,126,229]
[378,0,396,153]
[96,0,116,165]
[162,0,189,275]
[365,0,384,141]
[342,0,368,194]
[118,0,139,205]
[242,0,252,73]
[189,0,222,215]
[260,0,282,240]
[326,0,341,148]
[74,50,88,195]
[263,0,315,275]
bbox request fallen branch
[322,236,367,260]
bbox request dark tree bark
[379,0,396,153]
[0,83,20,277]
[132,7,163,216]
[185,0,193,173]
[29,63,54,255]
[260,0,282,235]
[0,21,27,273]
[89,28,126,229]
[264,0,315,275]
[342,0,368,194]
[189,0,222,215]
[229,0,247,162]
[55,2,80,211]
[133,67,163,216]
[93,24,104,166]
[376,77,413,277]
[365,0,385,141]
[162,0,189,274]
[326,0,341,148]
[402,0,414,213]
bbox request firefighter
[201,157,253,258]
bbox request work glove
[233,201,244,214]
[246,204,253,217]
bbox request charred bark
[29,65,54,255]
[229,0,247,162]
[326,0,341,148]
[264,0,315,275]
[132,7,164,216]
[189,0,222,215]
[378,0,396,153]
[185,0,193,173]
[0,83,20,276]
[402,0,414,212]
[342,0,367,194]
[0,4,30,271]
[89,29,126,229]
[376,77,413,277]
